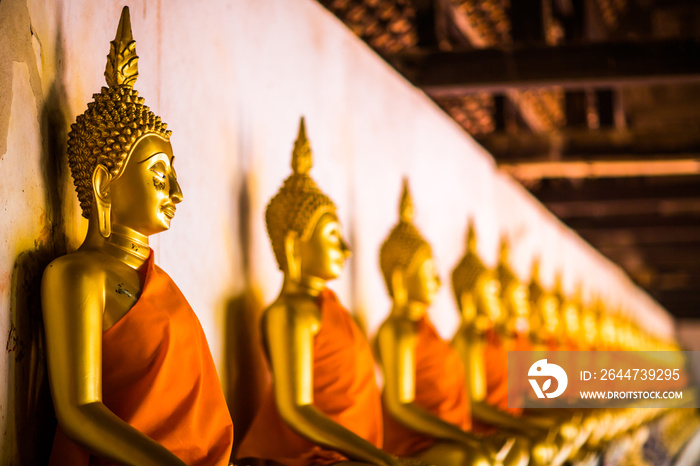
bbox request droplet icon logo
[528,359,568,399]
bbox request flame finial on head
[531,257,541,281]
[466,218,477,253]
[291,117,312,175]
[399,178,414,223]
[499,236,510,262]
[105,6,139,88]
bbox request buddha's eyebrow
[137,152,169,164]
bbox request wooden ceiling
[318,0,700,318]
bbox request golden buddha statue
[236,119,412,466]
[374,181,518,466]
[450,224,550,434]
[495,239,531,352]
[528,262,561,351]
[41,7,233,465]
[580,297,601,351]
[556,282,584,351]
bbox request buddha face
[582,309,597,346]
[299,212,351,281]
[477,275,503,325]
[563,302,581,338]
[505,283,530,334]
[109,135,182,236]
[542,295,560,334]
[405,253,441,305]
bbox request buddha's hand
[556,417,581,444]
[530,440,557,466]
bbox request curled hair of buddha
[266,117,337,271]
[379,179,432,295]
[67,6,171,218]
[451,220,491,302]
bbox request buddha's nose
[340,237,352,259]
[170,174,183,204]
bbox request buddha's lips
[162,205,176,219]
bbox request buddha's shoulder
[43,250,111,284]
[377,316,418,340]
[263,295,320,323]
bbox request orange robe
[236,289,382,465]
[383,316,471,457]
[483,329,527,416]
[49,251,234,466]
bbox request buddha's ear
[92,165,113,238]
[390,267,407,308]
[284,230,301,283]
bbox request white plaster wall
[0,0,676,458]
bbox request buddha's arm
[472,403,551,437]
[451,328,486,402]
[265,302,398,466]
[451,330,551,437]
[42,259,187,466]
[377,321,489,455]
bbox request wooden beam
[501,159,700,180]
[598,244,700,265]
[389,39,700,92]
[577,226,700,247]
[648,291,700,319]
[528,176,700,203]
[479,128,700,161]
[546,197,700,218]
[562,213,700,230]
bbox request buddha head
[451,220,503,331]
[559,283,583,343]
[496,237,530,336]
[265,118,350,286]
[529,260,560,342]
[599,307,617,349]
[581,297,601,348]
[379,180,439,315]
[67,7,180,239]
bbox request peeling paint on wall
[0,0,44,161]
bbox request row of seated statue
[40,8,685,466]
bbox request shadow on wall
[9,250,57,465]
[223,174,270,456]
[6,13,72,463]
[224,290,268,456]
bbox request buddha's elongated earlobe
[390,267,407,309]
[93,165,113,238]
[284,230,301,284]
